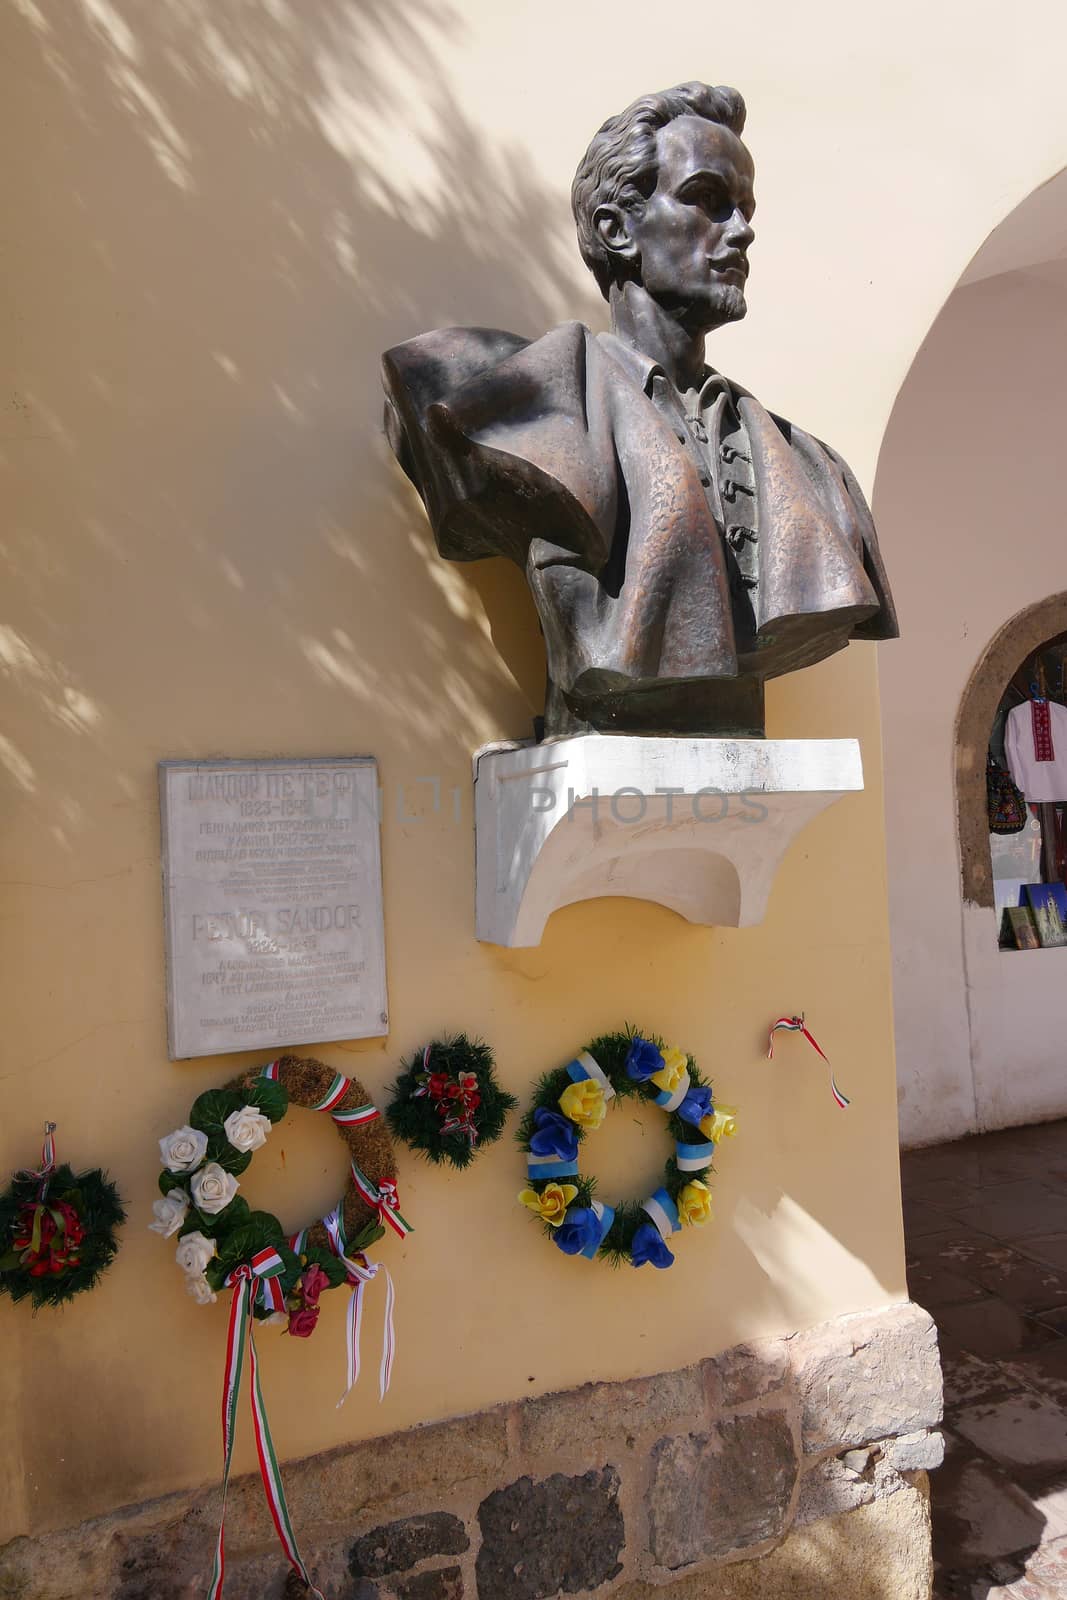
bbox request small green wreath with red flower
[386,1034,518,1169]
[0,1125,126,1309]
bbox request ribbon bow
[767,1015,850,1109]
[438,1073,481,1146]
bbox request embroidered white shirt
[1005,701,1067,801]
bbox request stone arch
[956,593,1067,908]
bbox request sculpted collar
[597,331,730,410]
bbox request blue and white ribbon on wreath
[675,1139,715,1172]
[652,1069,691,1114]
[527,1151,580,1181]
[641,1187,682,1240]
[565,1051,617,1101]
[581,1200,617,1260]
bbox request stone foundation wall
[0,1302,942,1600]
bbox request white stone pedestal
[474,735,863,947]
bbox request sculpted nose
[726,208,755,250]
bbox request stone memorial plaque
[159,758,387,1059]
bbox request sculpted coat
[384,321,896,734]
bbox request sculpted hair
[571,82,747,298]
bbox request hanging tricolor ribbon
[767,1016,850,1109]
[321,1200,397,1407]
[253,1056,408,1409]
[17,1122,57,1195]
[207,1267,324,1600]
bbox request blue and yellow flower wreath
[516,1028,738,1269]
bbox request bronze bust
[383,83,897,738]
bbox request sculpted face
[625,116,756,332]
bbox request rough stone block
[224,1410,509,1545]
[517,1365,705,1459]
[395,1569,464,1600]
[613,1481,932,1599]
[702,1338,790,1410]
[349,1514,469,1579]
[790,1302,942,1454]
[648,1410,797,1570]
[884,1430,945,1473]
[795,1451,914,1527]
[475,1468,624,1600]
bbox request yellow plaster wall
[3,0,1065,1544]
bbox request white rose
[265,1312,289,1329]
[175,1230,216,1277]
[223,1105,272,1154]
[190,1162,239,1215]
[159,1125,209,1174]
[148,1190,189,1238]
[186,1273,217,1306]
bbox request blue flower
[630,1223,675,1269]
[529,1108,580,1162]
[677,1086,714,1127]
[625,1036,664,1082]
[554,1207,602,1257]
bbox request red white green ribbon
[254,1056,406,1406]
[332,1103,380,1129]
[207,1267,324,1600]
[349,1163,413,1239]
[17,1122,57,1195]
[309,1071,350,1114]
[767,1016,850,1109]
[321,1199,397,1406]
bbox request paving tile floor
[903,1120,1067,1598]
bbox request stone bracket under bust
[382,82,897,740]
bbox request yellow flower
[678,1180,713,1228]
[518,1181,578,1226]
[650,1046,688,1095]
[559,1078,606,1130]
[700,1104,739,1143]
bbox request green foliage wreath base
[160,1078,383,1318]
[386,1033,518,1170]
[517,1027,716,1265]
[0,1164,126,1309]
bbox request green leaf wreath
[0,1132,125,1309]
[386,1034,518,1169]
[516,1027,738,1268]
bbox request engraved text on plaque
[159,758,387,1059]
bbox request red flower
[427,1073,450,1100]
[13,1196,86,1277]
[300,1265,330,1309]
[287,1305,320,1338]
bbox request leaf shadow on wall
[7,0,605,850]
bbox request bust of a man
[383,82,897,738]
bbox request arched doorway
[876,170,1067,1147]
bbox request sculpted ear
[593,203,638,270]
